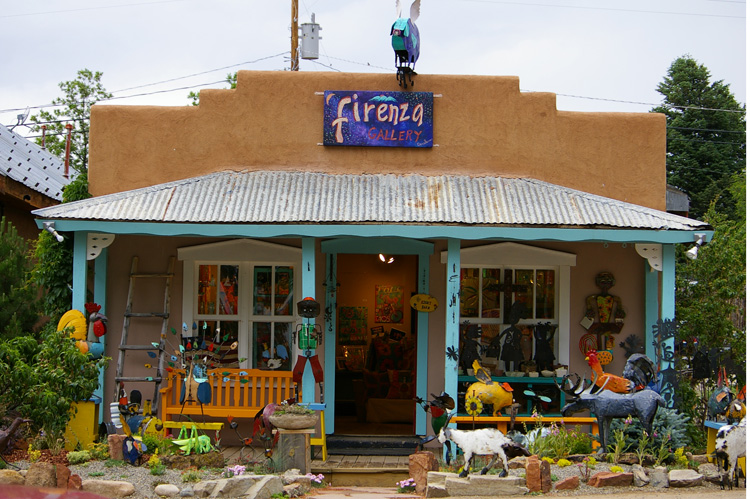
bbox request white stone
[82,479,136,498]
[154,483,181,497]
[668,469,704,487]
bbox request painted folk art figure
[582,272,625,352]
[488,301,526,372]
[415,392,455,464]
[465,360,515,418]
[460,323,483,373]
[534,322,557,372]
[391,0,421,87]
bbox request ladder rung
[119,345,159,351]
[125,312,169,318]
[115,376,163,383]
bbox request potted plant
[268,401,319,430]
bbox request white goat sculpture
[715,417,746,490]
[437,414,530,478]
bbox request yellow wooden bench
[452,415,599,447]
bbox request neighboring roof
[0,126,71,201]
[33,170,710,232]
[666,184,690,213]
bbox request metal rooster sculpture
[391,0,421,88]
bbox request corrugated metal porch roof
[32,170,709,231]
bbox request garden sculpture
[415,392,455,464]
[464,359,515,419]
[557,374,665,453]
[709,367,734,421]
[437,412,530,478]
[119,414,147,465]
[585,350,657,394]
[391,0,420,88]
[292,298,324,402]
[581,272,625,352]
[58,303,106,358]
[459,324,482,373]
[715,417,746,490]
[172,424,214,455]
[533,322,557,371]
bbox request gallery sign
[323,90,433,148]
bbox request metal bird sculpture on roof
[391,0,421,88]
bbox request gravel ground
[8,456,738,498]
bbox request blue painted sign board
[323,90,433,148]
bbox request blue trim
[72,232,87,311]
[301,238,316,404]
[644,260,659,361]
[40,220,712,244]
[323,253,337,434]
[444,240,460,425]
[415,253,429,435]
[660,244,676,373]
[94,248,108,424]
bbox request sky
[0,0,745,136]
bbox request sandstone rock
[617,453,639,465]
[669,469,704,487]
[508,456,526,469]
[587,471,633,487]
[245,474,283,499]
[25,462,57,488]
[69,473,83,490]
[192,480,216,496]
[410,451,440,494]
[209,476,257,497]
[426,472,459,498]
[56,463,71,488]
[555,476,579,490]
[698,463,724,485]
[632,464,650,487]
[445,475,527,496]
[540,458,551,492]
[0,469,24,486]
[179,485,195,497]
[154,483,181,497]
[82,479,136,497]
[108,434,127,461]
[525,454,541,492]
[649,466,669,488]
[283,483,303,497]
[690,453,709,464]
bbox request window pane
[198,265,217,315]
[535,270,555,319]
[185,320,239,368]
[254,266,272,315]
[253,322,292,370]
[481,269,501,319]
[219,265,239,315]
[460,268,479,318]
[274,267,293,316]
[515,269,534,319]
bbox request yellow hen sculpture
[464,360,514,417]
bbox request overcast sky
[1,0,745,135]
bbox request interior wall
[336,253,418,356]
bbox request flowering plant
[397,477,416,493]
[222,464,246,478]
[306,473,327,488]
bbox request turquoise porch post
[301,237,316,404]
[415,253,429,436]
[444,239,460,420]
[323,253,337,433]
[94,247,108,423]
[660,244,676,372]
[644,260,659,361]
[72,232,88,313]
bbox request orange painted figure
[465,360,514,416]
[585,350,632,394]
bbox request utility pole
[291,0,299,71]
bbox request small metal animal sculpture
[585,350,657,394]
[415,392,455,463]
[715,417,746,490]
[557,374,665,453]
[465,360,515,418]
[533,322,557,371]
[391,0,421,88]
[437,413,530,477]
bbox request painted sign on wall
[323,90,433,148]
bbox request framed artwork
[338,306,368,344]
[375,284,404,324]
[343,346,366,371]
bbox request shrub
[87,441,110,460]
[608,407,689,455]
[67,450,92,465]
[527,424,594,459]
[556,458,572,468]
[181,467,202,483]
[142,433,172,456]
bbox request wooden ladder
[114,255,175,417]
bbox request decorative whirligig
[391,0,421,88]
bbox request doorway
[333,253,417,435]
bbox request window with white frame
[179,240,302,371]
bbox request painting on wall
[375,285,404,324]
[338,306,368,345]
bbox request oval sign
[409,293,438,312]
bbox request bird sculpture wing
[410,0,421,22]
[395,0,402,17]
[472,359,493,385]
[622,353,657,389]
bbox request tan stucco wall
[89,71,666,210]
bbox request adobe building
[34,71,710,442]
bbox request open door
[333,253,417,435]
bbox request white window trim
[440,242,576,366]
[178,240,302,369]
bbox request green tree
[0,324,108,451]
[675,171,745,448]
[0,217,40,339]
[29,70,107,319]
[188,72,237,105]
[28,69,112,175]
[651,56,746,219]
